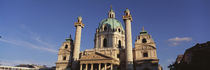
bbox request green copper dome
[98,18,124,31]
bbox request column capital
[74,22,84,28]
[123,15,132,21]
[74,16,85,28]
[123,8,132,21]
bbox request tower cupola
[140,27,148,35]
[65,34,73,42]
[135,27,156,47]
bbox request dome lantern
[108,5,115,18]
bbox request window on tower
[63,56,66,60]
[117,54,120,58]
[118,40,121,48]
[103,38,107,47]
[142,38,147,43]
[65,45,68,49]
[143,52,148,57]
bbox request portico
[80,63,117,70]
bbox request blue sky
[0,0,209,70]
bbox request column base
[72,61,79,70]
[127,61,134,70]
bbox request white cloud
[0,24,57,67]
[0,38,58,53]
[168,37,192,46]
[1,24,58,53]
[168,37,192,42]
[34,36,55,48]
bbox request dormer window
[142,38,147,43]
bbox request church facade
[55,8,162,70]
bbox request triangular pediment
[79,52,113,60]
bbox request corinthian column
[123,8,134,70]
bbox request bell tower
[56,35,73,70]
[134,27,162,70]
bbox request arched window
[118,28,121,32]
[126,13,128,16]
[104,26,107,31]
[103,38,107,47]
[142,38,147,43]
[65,45,68,49]
[118,40,121,48]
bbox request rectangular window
[63,56,66,60]
[143,52,148,57]
[117,54,120,58]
